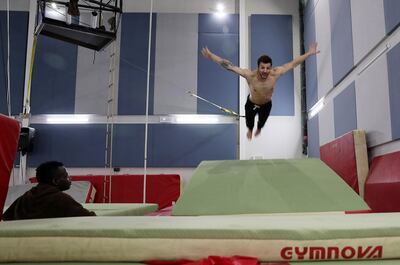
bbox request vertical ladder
[104,40,117,203]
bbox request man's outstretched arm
[275,43,320,76]
[201,47,250,78]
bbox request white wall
[123,0,237,14]
[307,0,400,159]
[314,0,334,146]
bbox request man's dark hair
[36,161,64,184]
[257,55,272,66]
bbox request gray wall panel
[351,0,386,65]
[153,14,198,114]
[329,0,354,86]
[388,43,400,140]
[308,115,320,158]
[74,46,111,115]
[384,0,400,34]
[333,81,357,138]
[0,0,29,11]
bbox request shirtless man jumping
[201,43,319,140]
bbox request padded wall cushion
[364,151,400,212]
[65,174,181,208]
[0,114,20,220]
[320,130,369,197]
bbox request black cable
[0,14,8,110]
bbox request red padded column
[0,114,20,220]
[365,151,400,212]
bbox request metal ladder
[104,40,117,203]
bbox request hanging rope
[6,0,11,116]
[23,35,37,116]
[143,0,154,204]
[187,91,244,118]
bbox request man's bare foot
[247,130,252,140]
[255,128,261,137]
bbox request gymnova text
[280,246,383,260]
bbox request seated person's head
[36,161,71,191]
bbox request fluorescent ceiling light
[216,3,225,12]
[215,11,227,19]
[308,97,325,119]
[46,115,90,124]
[160,115,220,124]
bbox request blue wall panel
[28,124,106,167]
[110,123,237,167]
[118,13,156,115]
[0,11,28,115]
[30,36,78,114]
[384,0,400,34]
[250,15,294,116]
[197,14,239,114]
[388,42,400,140]
[147,124,237,167]
[333,82,357,138]
[304,1,318,111]
[112,124,145,167]
[329,0,354,86]
[307,115,320,158]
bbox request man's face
[53,166,71,191]
[258,62,272,79]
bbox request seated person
[3,161,95,220]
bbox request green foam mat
[82,203,158,216]
[172,159,370,215]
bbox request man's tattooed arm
[220,59,234,70]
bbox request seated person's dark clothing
[3,183,95,220]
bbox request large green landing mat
[172,159,370,215]
[82,203,158,216]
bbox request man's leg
[245,98,256,140]
[255,101,272,137]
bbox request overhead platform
[35,0,122,51]
[172,159,370,216]
[37,17,116,51]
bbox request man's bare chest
[248,77,276,94]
